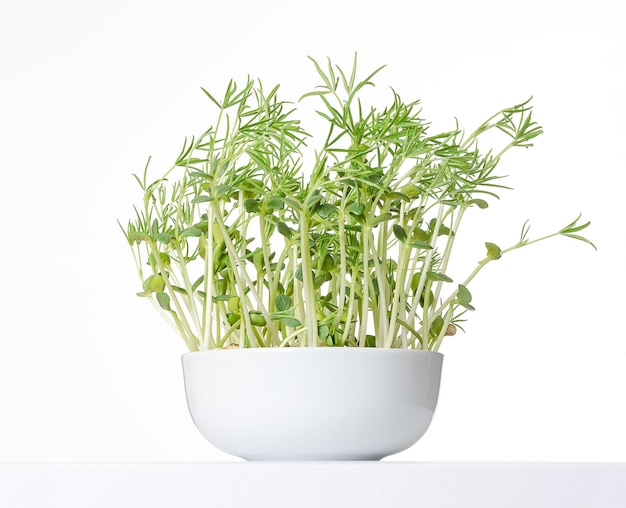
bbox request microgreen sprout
[121,55,594,351]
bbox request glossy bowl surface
[182,348,443,460]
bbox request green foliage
[121,55,594,352]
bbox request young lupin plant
[121,55,594,352]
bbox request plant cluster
[121,56,594,352]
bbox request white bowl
[182,348,443,461]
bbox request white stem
[202,206,215,350]
[299,215,318,347]
[211,203,277,344]
[432,207,465,308]
[358,226,369,347]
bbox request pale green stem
[216,318,241,347]
[174,242,204,344]
[140,176,197,349]
[409,203,445,348]
[278,328,307,348]
[431,230,565,324]
[299,215,318,347]
[432,305,455,352]
[402,250,422,347]
[273,242,292,300]
[460,109,506,150]
[374,206,391,348]
[332,197,348,330]
[201,206,215,350]
[211,202,277,344]
[150,242,198,350]
[358,225,370,347]
[432,206,466,309]
[368,228,387,347]
[259,213,275,299]
[434,258,491,320]
[396,317,425,349]
[385,245,410,348]
[340,264,359,346]
[147,297,193,348]
[386,201,409,348]
[289,244,305,346]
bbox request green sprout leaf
[212,295,232,302]
[249,312,266,327]
[457,284,472,304]
[318,324,330,340]
[559,214,597,250]
[147,274,166,293]
[244,198,260,213]
[457,284,475,310]
[317,203,338,219]
[430,316,444,337]
[294,265,303,282]
[155,232,172,244]
[410,273,422,293]
[180,227,203,238]
[281,317,302,327]
[347,202,366,215]
[409,241,433,250]
[191,275,205,291]
[393,224,407,243]
[277,222,293,239]
[156,291,171,311]
[468,198,489,209]
[215,185,233,197]
[129,231,151,243]
[427,271,453,282]
[485,242,502,260]
[306,191,323,213]
[266,196,285,210]
[227,296,240,313]
[370,212,394,227]
[275,294,292,312]
[191,195,212,204]
[387,191,410,202]
[400,184,420,198]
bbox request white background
[0,0,624,462]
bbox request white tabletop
[1,462,625,507]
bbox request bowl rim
[182,348,443,359]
